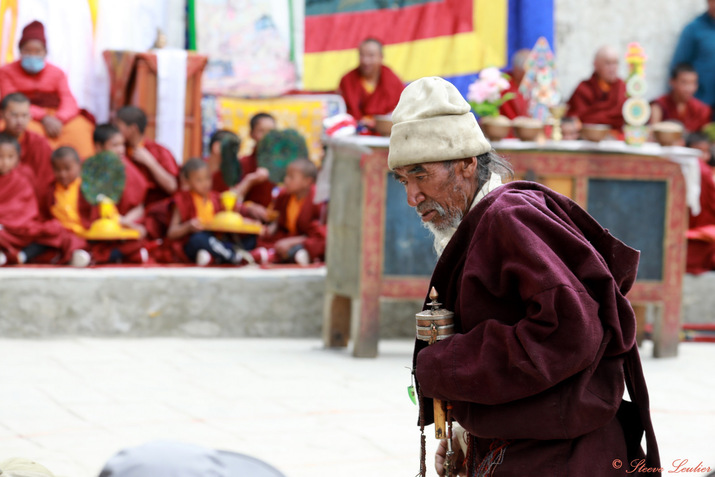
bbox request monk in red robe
[499,49,530,119]
[238,113,276,219]
[0,21,95,158]
[0,134,88,266]
[0,92,54,197]
[338,38,404,131]
[252,159,326,265]
[651,63,712,133]
[115,105,179,207]
[389,77,658,476]
[567,46,627,132]
[683,132,715,274]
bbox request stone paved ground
[0,338,713,476]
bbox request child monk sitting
[0,133,88,266]
[252,159,326,266]
[49,147,148,264]
[167,158,245,266]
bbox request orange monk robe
[567,73,627,130]
[652,94,712,133]
[499,76,529,119]
[338,65,404,121]
[0,60,95,158]
[0,167,85,264]
[128,139,180,207]
[257,185,326,261]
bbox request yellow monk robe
[191,191,216,224]
[285,194,305,236]
[50,177,86,236]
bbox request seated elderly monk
[499,49,530,119]
[338,38,404,131]
[567,46,627,132]
[651,63,712,133]
[0,21,94,158]
[389,77,659,476]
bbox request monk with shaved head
[567,46,627,131]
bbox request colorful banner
[303,0,554,97]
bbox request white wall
[555,0,706,102]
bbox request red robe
[129,139,180,206]
[338,65,404,121]
[414,182,658,476]
[686,159,715,274]
[257,185,326,261]
[652,94,712,132]
[567,73,627,130]
[499,76,529,119]
[0,168,85,264]
[239,150,274,207]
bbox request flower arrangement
[466,67,514,118]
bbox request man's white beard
[420,203,464,256]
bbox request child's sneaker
[294,248,310,266]
[250,247,270,265]
[0,251,6,267]
[70,250,91,268]
[139,248,149,264]
[196,249,212,267]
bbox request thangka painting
[519,36,560,122]
[196,0,297,97]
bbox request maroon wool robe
[338,64,404,121]
[652,94,712,132]
[567,73,627,130]
[0,129,55,198]
[0,167,85,263]
[239,150,274,207]
[414,182,658,476]
[257,185,326,261]
[129,139,180,206]
[686,159,715,274]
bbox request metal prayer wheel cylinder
[415,288,455,345]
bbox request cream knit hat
[388,76,491,170]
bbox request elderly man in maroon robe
[389,77,659,476]
[567,46,627,133]
[338,38,404,132]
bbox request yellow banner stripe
[303,0,507,91]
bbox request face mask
[20,55,45,74]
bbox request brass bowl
[651,122,684,146]
[512,118,544,141]
[581,124,611,142]
[480,116,512,141]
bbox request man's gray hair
[443,150,513,192]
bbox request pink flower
[468,67,511,104]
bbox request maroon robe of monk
[499,76,529,119]
[0,167,85,264]
[567,73,627,130]
[129,139,179,206]
[338,64,404,121]
[164,189,226,263]
[257,185,326,261]
[414,181,659,476]
[652,94,712,132]
[239,150,274,207]
[686,159,715,274]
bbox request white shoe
[140,248,149,264]
[70,249,91,268]
[294,248,310,266]
[0,252,6,267]
[17,251,26,264]
[196,249,212,267]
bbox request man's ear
[460,157,478,179]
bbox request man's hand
[435,434,466,477]
[41,116,63,138]
[243,202,269,222]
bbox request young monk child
[48,147,148,264]
[651,64,712,133]
[0,133,88,266]
[115,106,179,206]
[167,158,245,266]
[252,159,326,266]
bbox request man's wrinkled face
[393,161,473,233]
[1,100,31,137]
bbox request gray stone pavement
[0,338,713,477]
